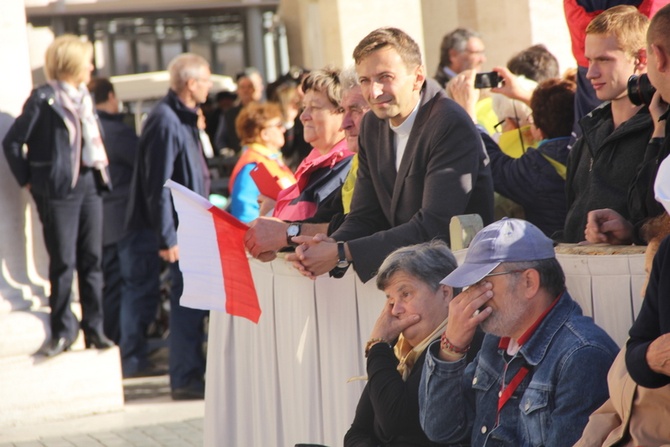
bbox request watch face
[287,224,300,237]
[337,260,350,269]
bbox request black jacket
[562,102,653,242]
[627,234,670,388]
[628,112,670,243]
[332,80,494,282]
[3,84,105,199]
[344,331,483,447]
[98,111,138,246]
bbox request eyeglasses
[493,119,506,133]
[264,122,284,130]
[483,269,526,279]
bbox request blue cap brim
[440,261,501,288]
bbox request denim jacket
[419,291,618,447]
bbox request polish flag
[165,180,261,323]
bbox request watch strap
[337,241,350,268]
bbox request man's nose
[341,113,353,130]
[372,82,384,98]
[586,64,598,79]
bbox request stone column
[280,0,573,80]
[0,0,50,355]
[279,0,425,71]
[244,6,267,80]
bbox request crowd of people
[4,0,670,444]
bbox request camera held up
[474,71,502,89]
[627,74,656,106]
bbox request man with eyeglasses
[419,218,618,447]
[434,28,487,89]
[125,53,212,399]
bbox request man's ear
[521,269,541,299]
[185,77,198,93]
[651,43,669,73]
[414,64,426,90]
[634,48,648,74]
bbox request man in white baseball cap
[419,218,618,447]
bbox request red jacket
[273,139,353,221]
[564,0,669,67]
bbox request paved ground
[0,348,205,447]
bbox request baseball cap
[441,218,555,287]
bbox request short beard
[480,278,526,337]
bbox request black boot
[45,337,73,357]
[84,331,115,349]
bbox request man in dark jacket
[88,77,139,346]
[433,28,486,89]
[561,5,654,243]
[625,3,670,389]
[125,53,212,399]
[288,28,494,283]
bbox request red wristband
[440,332,470,354]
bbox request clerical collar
[389,93,421,136]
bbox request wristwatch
[286,223,301,246]
[336,241,350,268]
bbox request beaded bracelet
[364,337,387,358]
[440,332,470,355]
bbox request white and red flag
[165,179,261,323]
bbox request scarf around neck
[395,317,448,381]
[53,80,108,171]
[348,316,449,383]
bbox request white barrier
[204,257,384,447]
[204,245,646,446]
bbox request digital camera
[474,71,502,89]
[627,74,656,106]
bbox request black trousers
[32,169,104,341]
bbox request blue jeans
[168,261,208,390]
[118,229,161,376]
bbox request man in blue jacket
[419,218,618,447]
[125,53,212,399]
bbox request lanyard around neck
[495,356,530,427]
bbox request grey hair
[439,28,481,67]
[376,240,459,293]
[340,65,359,93]
[501,258,565,297]
[168,53,210,93]
[492,76,536,124]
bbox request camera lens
[627,74,656,106]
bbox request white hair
[492,75,537,124]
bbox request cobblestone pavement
[0,349,205,447]
[0,419,203,447]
